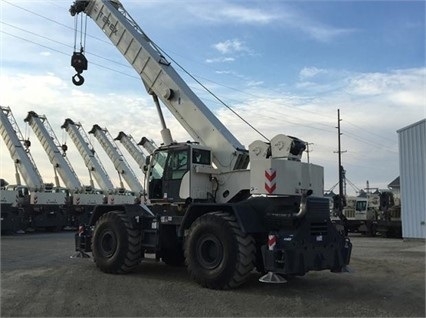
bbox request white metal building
[397,119,426,240]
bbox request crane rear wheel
[184,211,255,289]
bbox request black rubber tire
[184,212,256,289]
[92,211,141,274]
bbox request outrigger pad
[259,272,288,284]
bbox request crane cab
[146,142,214,204]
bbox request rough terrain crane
[114,132,161,180]
[1,106,67,231]
[138,136,158,155]
[0,178,27,234]
[114,132,147,172]
[61,119,135,205]
[70,0,352,289]
[24,111,105,226]
[88,124,144,200]
[354,190,401,238]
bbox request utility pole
[335,109,347,217]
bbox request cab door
[162,149,189,201]
[148,147,189,202]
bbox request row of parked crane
[0,106,154,234]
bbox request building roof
[397,118,426,133]
[388,176,400,189]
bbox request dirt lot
[1,232,425,317]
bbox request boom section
[115,132,162,180]
[70,0,249,172]
[89,124,143,194]
[62,119,115,192]
[114,132,146,170]
[24,111,82,192]
[0,106,44,190]
[138,136,158,155]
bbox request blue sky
[0,0,425,195]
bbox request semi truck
[69,0,352,289]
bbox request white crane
[70,0,351,289]
[62,119,135,204]
[138,136,158,155]
[1,106,44,191]
[24,111,105,226]
[89,124,144,195]
[62,118,115,192]
[1,106,68,230]
[114,132,146,171]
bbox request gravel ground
[1,232,425,317]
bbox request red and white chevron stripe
[265,169,276,194]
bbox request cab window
[192,148,211,165]
[168,150,188,180]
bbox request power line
[1,0,112,46]
[0,0,406,153]
[343,130,397,153]
[0,29,378,143]
[0,21,132,69]
[344,119,396,144]
[0,30,138,80]
[2,0,337,127]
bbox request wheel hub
[99,229,117,258]
[196,234,223,270]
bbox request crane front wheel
[92,211,141,274]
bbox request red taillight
[78,225,85,236]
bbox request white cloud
[185,2,278,25]
[346,68,426,98]
[305,24,356,42]
[299,67,328,80]
[213,39,247,54]
[247,81,264,87]
[205,57,235,64]
[220,6,278,24]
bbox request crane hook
[71,51,88,86]
[72,73,85,86]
